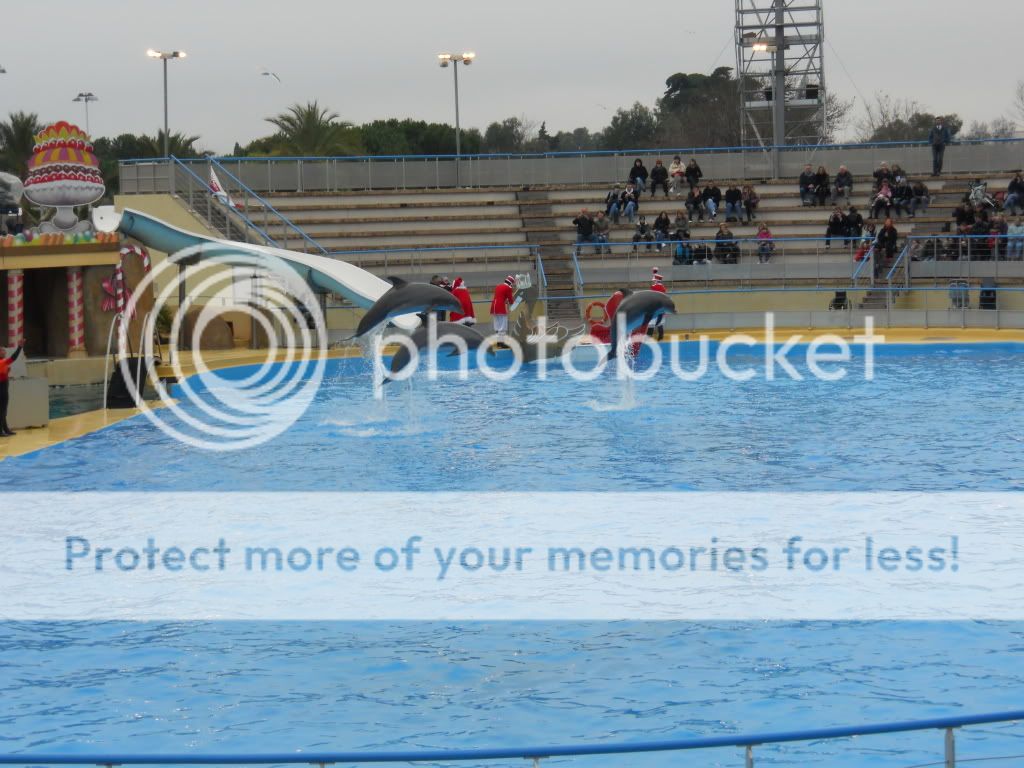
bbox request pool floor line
[4,327,1024,461]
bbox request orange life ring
[585,301,607,325]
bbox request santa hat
[504,275,516,288]
[452,277,465,290]
[651,268,664,284]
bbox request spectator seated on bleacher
[846,206,864,239]
[756,223,775,263]
[741,184,759,223]
[871,181,894,220]
[685,159,703,191]
[669,156,686,197]
[833,165,853,204]
[1008,216,1024,260]
[611,185,639,224]
[653,212,672,251]
[593,211,611,254]
[701,181,722,221]
[910,180,930,217]
[685,188,704,222]
[891,163,907,185]
[1004,173,1024,215]
[875,218,899,276]
[632,216,655,252]
[605,185,621,219]
[825,206,848,249]
[650,160,670,198]
[872,161,892,192]
[714,222,740,264]
[969,217,993,259]
[799,164,816,205]
[954,200,975,228]
[723,184,743,222]
[629,159,649,195]
[892,179,915,218]
[573,208,596,252]
[672,213,692,264]
[814,166,831,207]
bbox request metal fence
[119,138,1024,194]
[568,234,1024,291]
[2,708,1022,767]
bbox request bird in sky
[260,68,281,83]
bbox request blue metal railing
[2,709,1022,766]
[887,241,912,283]
[168,156,282,249]
[851,243,876,286]
[207,158,330,256]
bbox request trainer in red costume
[490,275,517,340]
[449,277,476,325]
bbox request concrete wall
[121,142,1024,194]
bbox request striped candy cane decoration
[66,267,86,353]
[6,269,24,347]
[113,244,152,355]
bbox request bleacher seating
[237,172,1021,318]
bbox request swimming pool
[2,343,1023,766]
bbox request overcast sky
[2,0,1020,153]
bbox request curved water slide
[91,206,418,330]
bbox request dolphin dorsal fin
[386,276,408,288]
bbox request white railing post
[945,727,956,768]
[745,744,755,768]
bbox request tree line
[2,74,1021,187]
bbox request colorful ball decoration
[23,121,105,230]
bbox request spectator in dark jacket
[684,159,703,190]
[741,184,759,223]
[910,180,930,217]
[876,218,899,266]
[1004,172,1024,215]
[649,160,670,198]
[628,159,649,195]
[892,179,915,218]
[616,185,639,224]
[573,208,596,253]
[825,206,848,249]
[833,165,853,204]
[928,117,952,176]
[604,186,621,218]
[653,211,672,250]
[701,182,722,220]
[799,164,816,205]
[814,166,831,207]
[714,222,740,263]
[724,184,743,222]
[954,200,976,228]
[593,211,611,254]
[685,188,704,222]
[632,215,655,252]
[846,206,864,239]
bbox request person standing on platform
[490,275,517,345]
[0,345,23,437]
[928,117,952,176]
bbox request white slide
[92,206,419,330]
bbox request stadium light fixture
[436,51,476,185]
[146,49,188,157]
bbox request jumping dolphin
[606,289,676,360]
[386,322,489,383]
[355,277,463,337]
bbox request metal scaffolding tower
[735,0,826,177]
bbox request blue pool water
[2,344,1024,765]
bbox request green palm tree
[0,111,44,177]
[143,130,202,158]
[266,101,363,156]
